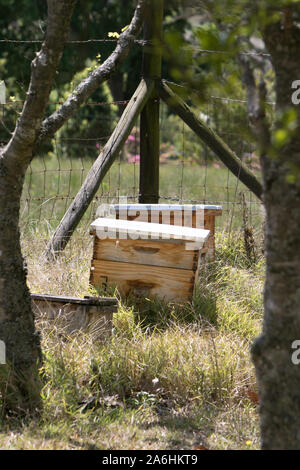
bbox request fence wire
[0,39,267,247]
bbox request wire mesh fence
[17,100,265,238]
[0,38,268,248]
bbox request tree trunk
[0,0,77,417]
[251,13,300,449]
[0,0,148,418]
[0,163,41,416]
[35,0,147,150]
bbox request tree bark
[0,166,42,415]
[0,0,148,417]
[45,79,154,257]
[250,10,300,449]
[139,0,164,203]
[0,0,76,416]
[34,0,148,151]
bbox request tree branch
[45,79,154,257]
[35,0,148,151]
[2,0,77,172]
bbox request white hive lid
[90,217,210,245]
[111,203,222,211]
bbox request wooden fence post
[45,79,154,258]
[159,80,263,200]
[139,0,164,203]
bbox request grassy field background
[0,156,265,450]
[20,156,263,235]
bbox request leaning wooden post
[139,0,164,203]
[159,80,263,200]
[45,79,154,258]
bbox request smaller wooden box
[99,204,222,260]
[90,218,210,303]
[31,293,118,339]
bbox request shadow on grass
[0,395,258,450]
[94,280,218,332]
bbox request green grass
[0,228,264,450]
[21,157,263,234]
[0,154,266,449]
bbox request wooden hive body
[31,293,118,339]
[90,217,210,303]
[101,204,222,260]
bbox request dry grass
[0,229,264,450]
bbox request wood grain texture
[90,217,210,243]
[93,237,198,270]
[114,207,221,260]
[32,297,116,339]
[31,293,117,306]
[45,79,154,257]
[159,80,263,200]
[139,0,163,203]
[203,215,215,259]
[90,259,195,302]
[116,208,222,225]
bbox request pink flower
[128,154,140,163]
[125,135,136,145]
[213,163,220,169]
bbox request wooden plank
[93,237,198,270]
[117,211,221,225]
[45,79,155,258]
[90,217,210,244]
[112,204,222,226]
[90,259,195,302]
[202,210,222,217]
[159,80,263,200]
[203,215,215,260]
[139,0,164,203]
[31,293,117,306]
[112,203,222,219]
[99,204,220,260]
[31,295,116,339]
[112,203,222,211]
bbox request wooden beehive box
[89,217,210,303]
[31,293,118,339]
[99,204,222,260]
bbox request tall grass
[21,157,263,235]
[0,228,264,449]
[0,154,265,449]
